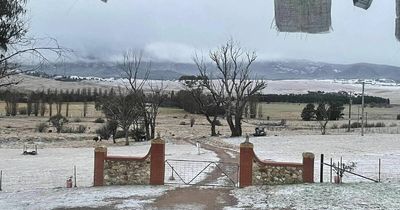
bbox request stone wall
[239,138,314,188]
[252,161,303,185]
[104,156,151,185]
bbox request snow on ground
[227,182,400,210]
[0,185,173,210]
[0,140,218,192]
[223,134,400,182]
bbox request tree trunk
[226,114,237,137]
[211,122,217,136]
[66,103,69,117]
[144,116,151,140]
[124,128,129,145]
[49,103,52,117]
[150,124,155,140]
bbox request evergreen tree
[301,103,315,121]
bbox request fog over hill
[37,60,400,81]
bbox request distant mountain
[36,60,400,81]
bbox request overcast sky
[27,0,400,66]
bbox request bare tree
[183,82,224,136]
[1,0,65,88]
[120,50,165,140]
[194,40,267,137]
[316,103,330,135]
[101,89,140,145]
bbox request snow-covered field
[95,79,400,103]
[228,182,400,210]
[223,134,400,183]
[0,141,218,192]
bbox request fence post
[378,159,381,182]
[0,170,2,191]
[93,146,107,186]
[239,135,254,188]
[320,154,324,183]
[330,158,333,183]
[74,165,77,187]
[302,152,315,183]
[150,135,165,185]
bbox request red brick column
[93,146,107,186]
[302,152,315,183]
[150,137,165,185]
[239,138,254,188]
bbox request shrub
[73,118,82,123]
[375,122,386,127]
[351,122,362,128]
[397,114,400,120]
[215,120,222,126]
[94,118,105,123]
[179,121,186,125]
[96,125,110,140]
[339,124,349,129]
[95,121,118,142]
[365,123,375,128]
[19,108,27,115]
[190,117,195,127]
[36,123,48,133]
[131,128,146,141]
[390,123,397,127]
[115,130,126,139]
[76,125,87,133]
[331,124,338,129]
[49,114,68,133]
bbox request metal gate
[165,159,239,187]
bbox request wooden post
[361,82,365,136]
[378,158,381,182]
[0,170,2,191]
[320,154,324,183]
[74,165,77,187]
[330,158,333,183]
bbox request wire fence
[0,166,92,192]
[319,154,400,183]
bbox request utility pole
[361,82,365,136]
[357,106,360,123]
[348,92,352,132]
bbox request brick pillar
[93,146,107,186]
[302,152,315,183]
[150,136,165,185]
[239,136,254,188]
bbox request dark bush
[131,128,147,141]
[375,122,386,127]
[351,122,362,128]
[19,107,27,115]
[94,118,105,123]
[96,125,110,140]
[397,114,400,120]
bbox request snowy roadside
[0,185,174,210]
[226,182,400,210]
[0,141,219,192]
